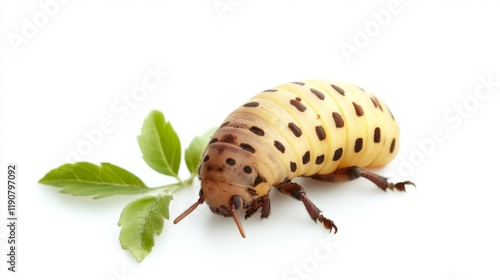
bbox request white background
[1,1,500,280]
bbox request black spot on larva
[315,125,326,141]
[332,112,345,128]
[290,161,297,172]
[390,138,396,153]
[226,158,236,166]
[243,165,252,174]
[374,127,381,143]
[220,134,237,144]
[315,155,325,165]
[288,122,302,137]
[331,84,345,95]
[249,126,265,136]
[217,167,223,172]
[290,98,307,112]
[243,102,259,107]
[240,143,256,153]
[247,188,258,195]
[302,151,311,165]
[253,175,264,186]
[371,97,378,108]
[203,155,209,162]
[274,140,285,153]
[209,138,218,144]
[292,81,305,85]
[354,138,363,153]
[333,148,343,161]
[310,88,325,100]
[372,96,384,112]
[353,102,364,117]
[264,89,277,92]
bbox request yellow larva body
[175,79,410,237]
[200,80,398,196]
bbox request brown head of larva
[174,140,267,238]
[173,179,254,238]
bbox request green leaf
[184,127,217,174]
[118,194,172,262]
[38,162,149,199]
[137,110,181,178]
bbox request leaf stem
[149,173,197,195]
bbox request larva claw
[244,194,271,220]
[391,180,416,192]
[321,216,338,234]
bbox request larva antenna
[173,196,204,224]
[230,203,246,238]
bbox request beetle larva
[174,80,414,237]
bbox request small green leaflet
[184,127,217,174]
[38,162,149,199]
[118,194,172,262]
[137,110,182,178]
[38,109,216,262]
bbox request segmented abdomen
[208,80,399,186]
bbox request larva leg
[311,166,415,191]
[244,194,271,220]
[276,182,338,233]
